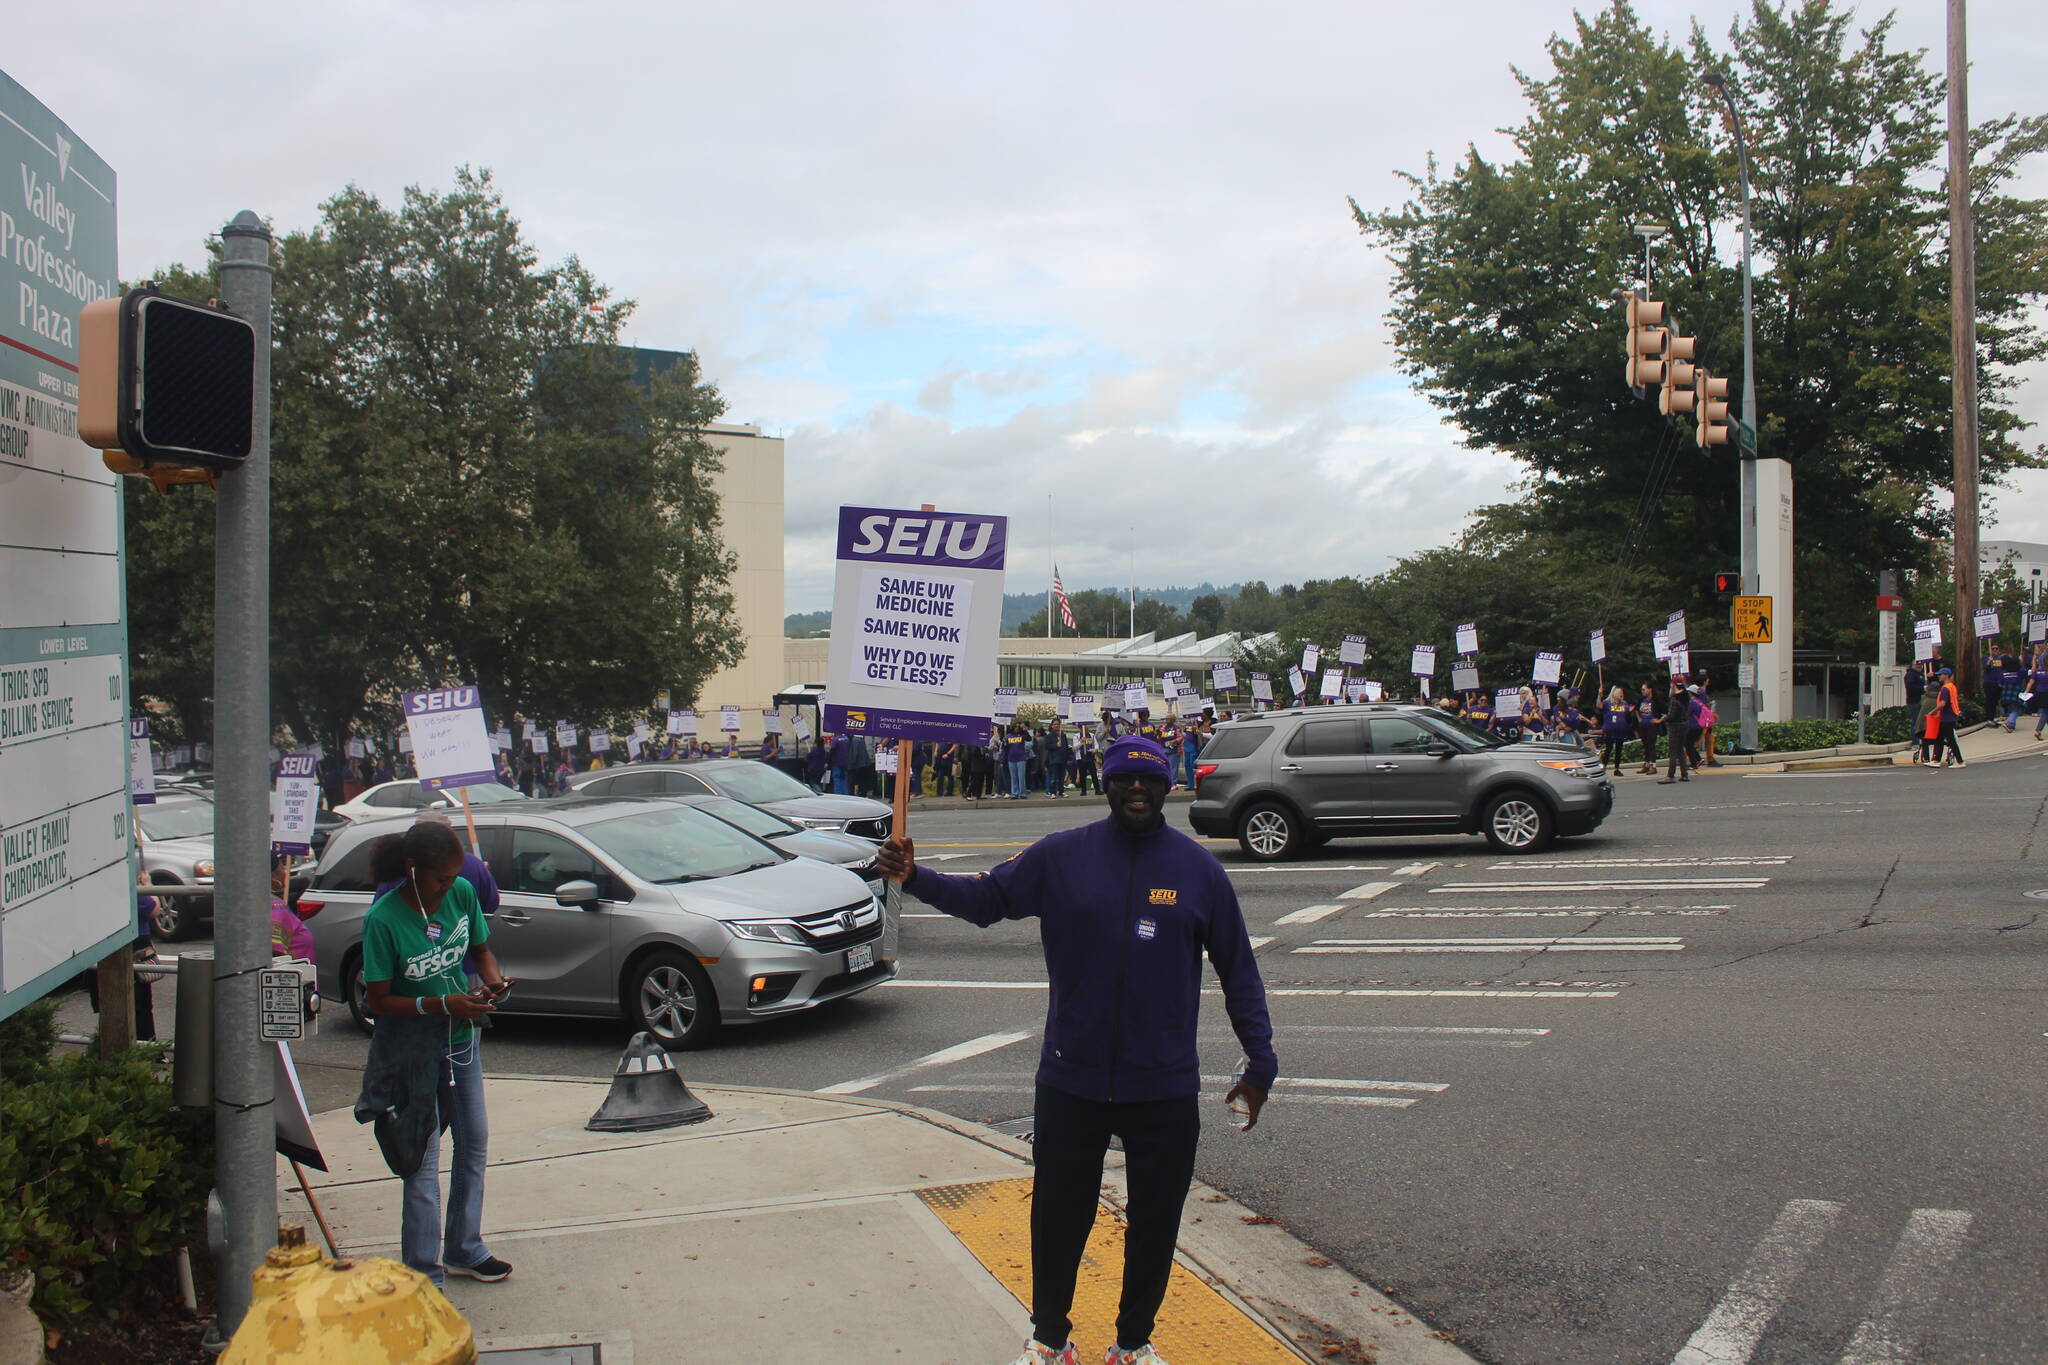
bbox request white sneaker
[1008,1341,1079,1365]
[1104,1346,1171,1365]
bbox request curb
[464,1075,1473,1364]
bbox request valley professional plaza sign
[0,71,128,1018]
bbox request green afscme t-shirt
[361,877,490,1042]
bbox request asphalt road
[169,753,2048,1363]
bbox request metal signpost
[0,75,130,1021]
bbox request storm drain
[991,1116,1122,1150]
[480,1344,606,1363]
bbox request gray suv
[1188,703,1613,858]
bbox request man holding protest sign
[876,736,1277,1365]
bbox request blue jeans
[1009,758,1028,796]
[1181,750,1197,788]
[832,768,848,794]
[402,1037,491,1285]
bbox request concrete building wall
[689,423,784,737]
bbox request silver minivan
[1188,703,1614,858]
[305,797,897,1048]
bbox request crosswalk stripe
[1199,1075,1448,1092]
[1672,1198,1845,1365]
[903,1084,1422,1108]
[1432,879,1768,893]
[1337,880,1401,900]
[820,1030,1035,1095]
[1201,1024,1549,1037]
[1297,936,1683,954]
[1490,857,1787,869]
[1390,861,1440,877]
[1226,864,1392,874]
[1368,909,1726,919]
[1274,903,1346,925]
[1267,987,1621,998]
[1247,935,1274,950]
[1837,1209,1973,1365]
[1368,904,1733,914]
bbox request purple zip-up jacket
[904,817,1277,1103]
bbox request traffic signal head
[1713,570,1740,594]
[80,286,256,474]
[1658,326,1698,415]
[1694,370,1731,446]
[1624,294,1668,389]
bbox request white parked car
[329,779,531,825]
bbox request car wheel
[1236,802,1301,862]
[149,875,195,940]
[343,952,375,1035]
[626,950,721,1050]
[1481,790,1553,853]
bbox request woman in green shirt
[360,820,514,1286]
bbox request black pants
[1933,721,1964,764]
[1637,725,1659,765]
[1030,1084,1200,1352]
[1665,725,1692,778]
[1600,734,1627,770]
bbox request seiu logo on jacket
[1148,888,1178,905]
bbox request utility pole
[210,210,275,1339]
[1948,0,1982,699]
[1704,68,1762,750]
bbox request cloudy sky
[18,1,2046,611]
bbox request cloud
[18,0,2043,620]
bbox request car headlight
[728,920,810,946]
[794,817,848,831]
[193,860,216,879]
[1537,761,1604,779]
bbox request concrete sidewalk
[282,1074,1474,1365]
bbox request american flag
[1053,564,1077,631]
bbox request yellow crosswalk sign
[1734,595,1773,644]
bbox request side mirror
[1426,743,1454,759]
[554,879,603,908]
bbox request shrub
[0,1012,214,1323]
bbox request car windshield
[438,782,525,804]
[1420,712,1509,750]
[584,807,787,883]
[138,801,215,840]
[700,762,813,804]
[692,795,800,839]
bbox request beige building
[689,422,785,738]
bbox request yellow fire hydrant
[222,1224,476,1364]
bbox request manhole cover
[2026,889,2048,900]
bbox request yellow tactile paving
[918,1178,1304,1363]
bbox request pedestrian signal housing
[80,285,256,473]
[1694,370,1731,446]
[1713,571,1740,594]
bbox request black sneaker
[447,1255,512,1282]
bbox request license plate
[846,942,875,973]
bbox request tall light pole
[1947,0,1981,698]
[1704,67,1761,752]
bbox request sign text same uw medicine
[0,75,124,1019]
[825,506,1006,744]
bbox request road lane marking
[907,1084,1424,1107]
[1337,881,1401,900]
[1203,1024,1550,1036]
[1247,936,1274,950]
[1297,936,1684,954]
[820,1030,1034,1094]
[1269,987,1621,998]
[1837,1208,1974,1365]
[1432,879,1768,893]
[1390,861,1440,877]
[1273,903,1346,925]
[1671,1198,1845,1365]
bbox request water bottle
[1225,1055,1252,1130]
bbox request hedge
[0,1000,214,1322]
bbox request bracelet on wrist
[414,995,426,1015]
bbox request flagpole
[1046,493,1053,639]
[1128,536,1135,640]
